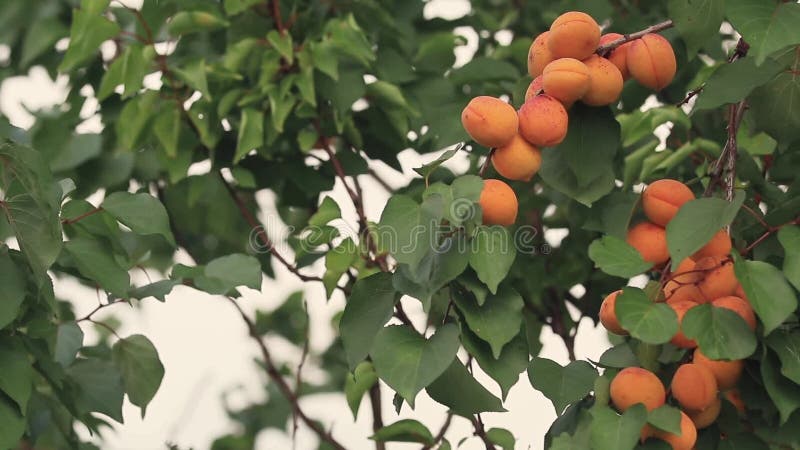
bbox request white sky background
[0,1,614,448]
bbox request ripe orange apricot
[642,179,695,226]
[687,397,721,429]
[610,367,666,412]
[582,55,624,106]
[724,389,746,415]
[542,58,591,106]
[492,134,542,182]
[461,96,519,148]
[693,229,732,260]
[693,348,744,390]
[518,94,568,147]
[663,258,704,304]
[548,11,601,61]
[734,283,746,299]
[527,32,554,78]
[599,290,627,335]
[712,296,756,330]
[524,76,544,101]
[627,34,677,91]
[669,300,699,349]
[479,179,518,226]
[671,363,719,411]
[626,222,669,265]
[599,33,631,79]
[695,256,738,300]
[653,411,697,450]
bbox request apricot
[461,96,518,148]
[524,76,544,101]
[734,283,746,299]
[627,34,677,91]
[724,389,746,414]
[693,348,744,390]
[692,229,732,260]
[642,179,695,226]
[671,363,718,411]
[479,179,518,226]
[582,55,624,106]
[687,397,721,429]
[712,296,756,330]
[663,258,704,304]
[599,290,627,335]
[542,58,591,106]
[653,411,697,450]
[548,11,601,61]
[518,95,568,147]
[669,300,699,349]
[527,32,554,78]
[610,367,666,412]
[492,134,542,182]
[626,222,669,265]
[599,33,631,79]
[695,256,738,300]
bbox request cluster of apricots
[461,11,677,227]
[598,179,755,448]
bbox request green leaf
[19,17,68,68]
[168,11,230,36]
[588,236,653,278]
[647,405,682,434]
[345,361,378,419]
[766,330,800,384]
[0,338,33,412]
[173,58,211,100]
[778,225,800,291]
[266,30,293,64]
[733,256,798,335]
[323,238,357,298]
[761,350,800,424]
[668,0,724,56]
[366,81,408,109]
[235,108,264,162]
[423,175,483,227]
[0,396,24,450]
[223,0,261,15]
[309,196,341,227]
[371,419,434,445]
[377,194,442,272]
[412,148,459,184]
[590,405,648,450]
[682,304,757,360]
[598,343,639,369]
[97,44,155,100]
[460,324,528,400]
[727,0,800,65]
[694,58,783,110]
[426,359,506,416]
[528,357,598,415]
[469,226,517,294]
[67,358,125,423]
[370,324,460,407]
[341,272,396,369]
[59,8,120,72]
[748,57,800,146]
[615,288,679,345]
[453,283,524,358]
[102,192,175,246]
[50,133,103,172]
[0,248,25,329]
[486,428,515,450]
[196,254,262,295]
[666,193,744,263]
[129,280,181,302]
[54,322,84,367]
[311,41,339,80]
[449,57,520,85]
[112,335,165,416]
[64,236,130,298]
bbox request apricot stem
[479,148,496,178]
[596,20,674,55]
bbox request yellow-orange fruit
[492,134,542,182]
[626,222,669,265]
[693,229,732,260]
[653,411,697,450]
[610,367,666,412]
[695,256,738,300]
[524,76,544,101]
[724,389,746,414]
[582,55,624,106]
[527,32,554,78]
[599,290,627,335]
[542,58,591,106]
[664,281,704,304]
[642,179,695,226]
[627,34,677,91]
[669,300,699,349]
[687,397,722,429]
[479,179,518,226]
[671,363,719,411]
[599,33,631,79]
[461,96,519,148]
[734,283,746,299]
[693,348,744,390]
[518,95,568,147]
[548,11,601,61]
[712,296,757,330]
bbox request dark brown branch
[676,85,704,107]
[478,149,495,178]
[596,20,674,55]
[368,167,394,193]
[422,412,454,450]
[61,207,103,225]
[471,415,497,450]
[271,0,285,33]
[368,384,386,450]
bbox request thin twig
[422,412,454,450]
[61,207,103,225]
[471,415,497,450]
[368,384,386,450]
[478,149,495,178]
[677,85,704,107]
[596,20,674,55]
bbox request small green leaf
[733,256,798,335]
[173,58,211,100]
[749,66,800,146]
[460,324,528,400]
[694,58,783,111]
[235,108,264,162]
[54,322,84,367]
[345,361,378,419]
[598,343,638,369]
[64,237,130,298]
[377,194,442,272]
[666,193,743,263]
[778,226,800,291]
[667,0,724,56]
[469,226,517,294]
[528,357,598,415]
[112,335,165,417]
[454,284,524,358]
[392,237,469,309]
[761,350,800,424]
[168,11,230,36]
[0,248,26,329]
[371,419,434,445]
[67,358,125,423]
[0,338,33,412]
[647,405,682,435]
[766,330,800,384]
[727,0,800,65]
[426,359,506,416]
[102,192,176,246]
[486,428,515,450]
[196,254,262,295]
[590,405,648,450]
[366,81,408,108]
[412,148,459,184]
[129,280,181,302]
[308,196,341,227]
[0,396,25,450]
[616,288,678,345]
[341,273,396,369]
[59,8,120,72]
[588,236,653,278]
[266,30,293,64]
[681,304,757,360]
[153,103,182,158]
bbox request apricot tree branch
[368,384,386,450]
[422,412,454,450]
[61,207,103,225]
[596,20,674,55]
[479,149,495,178]
[471,415,497,450]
